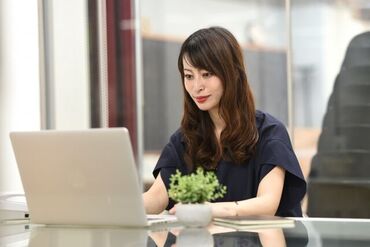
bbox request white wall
[50,0,91,130]
[0,0,92,196]
[0,0,40,194]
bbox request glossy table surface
[1,214,370,247]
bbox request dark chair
[342,48,370,68]
[317,125,370,152]
[341,31,370,69]
[308,178,370,218]
[336,67,370,106]
[320,66,370,130]
[336,66,370,86]
[311,151,370,178]
[338,105,370,125]
[308,32,370,218]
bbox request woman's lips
[195,96,209,103]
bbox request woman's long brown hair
[178,27,258,171]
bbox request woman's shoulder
[255,110,285,128]
[169,128,184,144]
[166,128,187,154]
[255,110,290,142]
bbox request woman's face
[183,57,224,114]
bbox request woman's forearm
[235,195,279,216]
[210,195,279,217]
[143,173,169,214]
[209,166,285,217]
[143,191,165,214]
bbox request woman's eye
[184,74,193,80]
[202,72,213,78]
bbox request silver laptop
[9,128,176,227]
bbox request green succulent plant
[168,167,227,204]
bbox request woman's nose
[194,78,205,92]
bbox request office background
[1,0,369,217]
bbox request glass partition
[39,0,93,130]
[39,0,142,170]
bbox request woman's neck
[208,109,225,141]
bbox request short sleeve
[257,138,307,216]
[153,141,180,178]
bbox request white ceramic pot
[175,203,212,227]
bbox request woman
[143,26,306,217]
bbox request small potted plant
[169,167,226,227]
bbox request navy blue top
[153,110,306,217]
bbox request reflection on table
[1,217,370,246]
[148,221,308,247]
